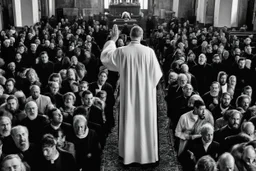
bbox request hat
[99,66,108,76]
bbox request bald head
[130,26,143,41]
[242,145,256,165]
[241,121,255,137]
[217,152,235,171]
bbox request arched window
[104,0,148,9]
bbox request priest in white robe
[101,24,162,165]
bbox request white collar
[50,123,61,130]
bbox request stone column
[214,0,242,28]
[12,0,22,26]
[12,0,39,27]
[173,0,193,19]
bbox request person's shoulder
[41,94,51,101]
[180,111,192,119]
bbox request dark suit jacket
[43,122,73,141]
[222,133,251,153]
[89,81,115,107]
[211,104,234,120]
[186,137,220,161]
[214,125,240,145]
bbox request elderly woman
[72,115,101,171]
[60,92,76,124]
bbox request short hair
[48,73,62,84]
[196,155,217,171]
[79,80,88,85]
[194,100,205,108]
[182,83,193,90]
[96,90,107,98]
[81,90,93,98]
[238,57,246,63]
[243,85,252,92]
[221,92,232,100]
[39,51,48,57]
[228,109,242,119]
[130,25,143,40]
[236,94,251,108]
[200,123,214,135]
[63,92,76,103]
[241,121,255,134]
[11,125,29,137]
[47,108,59,119]
[41,134,57,147]
[1,154,26,171]
[5,78,16,85]
[6,95,18,103]
[188,94,203,107]
[30,84,40,92]
[0,109,13,122]
[217,152,235,170]
[73,114,87,127]
[24,101,38,111]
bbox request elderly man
[11,125,40,170]
[27,85,53,115]
[170,83,195,129]
[38,134,78,171]
[175,100,214,156]
[21,101,49,144]
[71,115,101,171]
[237,145,256,171]
[180,123,219,171]
[101,24,162,165]
[1,154,27,171]
[202,81,221,112]
[217,152,236,171]
[195,155,217,171]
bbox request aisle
[101,83,182,171]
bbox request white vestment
[101,40,162,164]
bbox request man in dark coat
[191,53,213,95]
[179,123,219,171]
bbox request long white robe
[101,40,162,164]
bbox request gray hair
[11,125,29,137]
[200,123,214,135]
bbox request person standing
[101,24,162,165]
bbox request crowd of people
[0,15,116,171]
[160,16,256,171]
[0,10,255,171]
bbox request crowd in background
[0,11,255,171]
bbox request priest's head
[130,26,143,41]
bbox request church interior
[0,0,256,171]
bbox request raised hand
[111,24,119,42]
